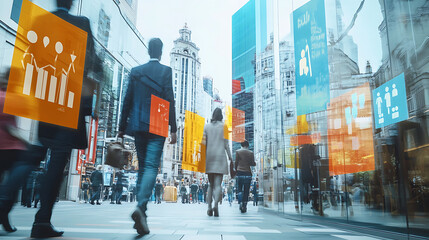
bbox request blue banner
[373,73,409,129]
[293,0,330,116]
[11,0,23,24]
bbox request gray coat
[202,121,232,175]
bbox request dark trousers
[34,147,71,223]
[115,187,123,203]
[237,175,252,207]
[0,146,46,215]
[90,186,101,203]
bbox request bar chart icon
[4,0,88,129]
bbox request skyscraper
[164,24,202,180]
[232,0,268,152]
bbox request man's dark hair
[241,140,249,148]
[211,108,223,122]
[56,0,73,10]
[148,38,163,59]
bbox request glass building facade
[234,0,429,238]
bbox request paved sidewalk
[1,200,390,239]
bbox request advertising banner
[373,73,409,129]
[149,95,170,137]
[328,83,375,176]
[4,0,87,129]
[182,111,206,173]
[293,0,330,116]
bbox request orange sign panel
[328,83,375,176]
[4,0,87,129]
[290,133,320,146]
[149,95,170,138]
[232,107,245,142]
[182,111,206,173]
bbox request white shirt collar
[149,58,160,62]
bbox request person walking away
[203,181,208,203]
[198,184,203,203]
[180,184,188,204]
[115,170,124,204]
[202,108,233,217]
[235,140,255,213]
[0,0,103,237]
[227,181,234,206]
[90,166,104,205]
[118,38,177,237]
[252,179,259,206]
[81,177,89,203]
[155,179,163,204]
[190,180,199,204]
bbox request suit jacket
[119,60,177,136]
[37,10,102,149]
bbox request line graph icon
[4,0,87,129]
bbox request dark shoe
[213,207,219,217]
[117,202,121,205]
[96,202,101,205]
[131,208,149,236]
[110,202,115,204]
[207,208,213,216]
[90,201,95,205]
[30,223,64,238]
[0,213,17,233]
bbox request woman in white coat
[202,108,232,217]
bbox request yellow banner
[182,111,206,173]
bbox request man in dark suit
[0,0,101,238]
[118,38,177,237]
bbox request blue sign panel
[373,73,409,129]
[11,0,23,24]
[293,0,330,116]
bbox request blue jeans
[236,175,252,206]
[135,133,165,213]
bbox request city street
[1,200,393,240]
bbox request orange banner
[328,83,375,176]
[4,0,87,129]
[290,133,320,146]
[149,95,170,137]
[182,111,206,173]
[232,107,245,142]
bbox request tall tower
[165,23,202,180]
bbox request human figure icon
[392,84,398,97]
[384,87,391,114]
[299,49,309,76]
[299,43,312,77]
[376,92,383,117]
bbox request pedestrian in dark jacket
[235,140,255,213]
[115,171,124,204]
[90,166,104,205]
[0,0,102,237]
[155,179,163,204]
[118,37,177,236]
[190,180,199,204]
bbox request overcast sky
[136,0,249,103]
[136,0,383,103]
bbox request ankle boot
[0,200,17,232]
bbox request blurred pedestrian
[155,179,163,204]
[90,165,104,205]
[81,177,89,203]
[118,37,177,236]
[0,0,103,237]
[227,181,234,206]
[235,140,255,213]
[115,170,124,204]
[0,68,27,233]
[202,108,233,217]
[252,179,259,206]
[180,183,188,204]
[203,181,208,203]
[190,180,199,204]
